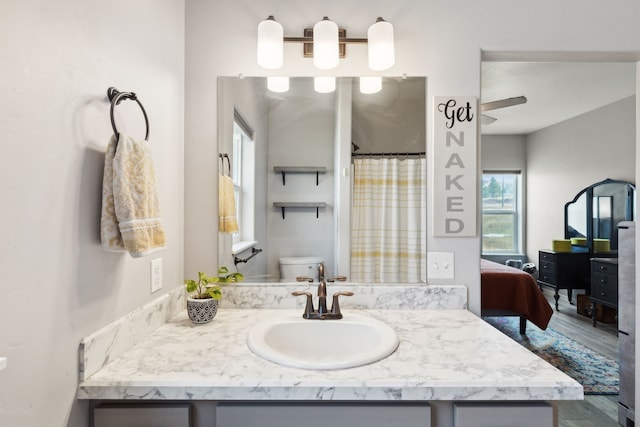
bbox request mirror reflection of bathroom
[217,76,427,283]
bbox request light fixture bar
[283,36,368,43]
[285,32,366,59]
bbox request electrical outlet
[427,252,455,279]
[150,258,162,293]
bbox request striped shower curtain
[351,157,426,283]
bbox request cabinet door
[454,403,552,427]
[217,403,431,427]
[94,403,191,427]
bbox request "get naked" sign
[432,96,477,237]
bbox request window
[231,111,256,251]
[482,172,522,254]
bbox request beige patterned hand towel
[218,175,239,233]
[101,134,166,257]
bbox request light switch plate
[151,258,163,293]
[427,252,455,279]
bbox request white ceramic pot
[186,297,219,324]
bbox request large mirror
[217,76,426,283]
[565,178,636,252]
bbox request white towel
[218,175,239,233]
[101,134,166,257]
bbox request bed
[481,259,553,334]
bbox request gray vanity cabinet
[453,403,552,427]
[93,403,191,427]
[216,403,431,427]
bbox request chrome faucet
[292,263,352,319]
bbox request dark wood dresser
[589,257,618,326]
[537,250,591,310]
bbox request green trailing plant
[184,267,243,300]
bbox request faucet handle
[333,291,354,297]
[295,276,314,282]
[330,291,354,318]
[291,291,314,318]
[327,276,347,282]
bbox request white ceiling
[480,62,636,135]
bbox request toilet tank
[278,257,324,281]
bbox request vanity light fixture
[267,76,289,93]
[368,18,395,71]
[257,15,395,71]
[314,76,336,93]
[257,16,284,69]
[313,17,339,70]
[359,76,382,94]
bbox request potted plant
[184,267,243,324]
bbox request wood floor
[540,288,620,427]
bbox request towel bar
[234,247,263,266]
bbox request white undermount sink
[247,312,399,370]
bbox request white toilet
[278,257,324,282]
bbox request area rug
[483,316,619,395]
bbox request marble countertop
[77,308,583,401]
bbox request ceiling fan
[481,96,527,125]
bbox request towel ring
[219,153,231,176]
[107,87,150,141]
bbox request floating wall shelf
[273,166,327,185]
[273,202,326,219]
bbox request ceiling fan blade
[481,114,497,125]
[481,96,527,112]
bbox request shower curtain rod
[351,152,426,157]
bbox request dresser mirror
[564,178,636,252]
[217,76,426,282]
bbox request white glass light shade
[257,16,284,69]
[314,76,336,93]
[267,76,289,93]
[367,18,395,71]
[313,17,339,70]
[360,76,382,94]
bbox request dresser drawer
[539,251,556,263]
[592,260,617,276]
[538,261,557,283]
[590,258,618,308]
[591,274,617,306]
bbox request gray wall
[482,135,527,171]
[0,1,185,426]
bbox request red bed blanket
[481,259,553,330]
